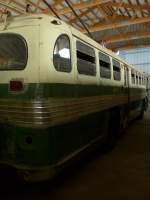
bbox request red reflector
[10,80,24,92]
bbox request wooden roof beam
[56,0,111,15]
[136,0,145,17]
[25,0,44,12]
[56,1,150,15]
[128,0,137,18]
[52,0,64,7]
[34,0,43,12]
[0,0,26,14]
[69,9,129,24]
[112,43,150,51]
[112,2,150,10]
[10,0,26,10]
[103,30,150,44]
[82,15,150,33]
[69,9,94,24]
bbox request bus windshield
[0,33,27,70]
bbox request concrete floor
[1,112,150,200]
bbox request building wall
[120,47,150,74]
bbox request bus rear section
[0,23,44,179]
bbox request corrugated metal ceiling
[0,0,149,51]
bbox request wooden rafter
[82,15,150,33]
[55,1,150,15]
[113,43,150,51]
[52,0,64,7]
[69,8,94,24]
[10,0,25,10]
[112,2,150,10]
[103,30,150,44]
[0,0,25,14]
[128,0,137,18]
[55,0,111,15]
[136,0,145,17]
[69,10,129,25]
[25,0,43,12]
[97,1,127,44]
[34,0,42,12]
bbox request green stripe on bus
[0,83,145,99]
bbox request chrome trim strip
[0,94,145,128]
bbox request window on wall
[131,70,135,84]
[99,52,111,79]
[53,35,71,72]
[76,41,96,76]
[112,59,121,81]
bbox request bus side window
[76,41,96,76]
[99,52,111,79]
[124,66,128,86]
[136,72,139,85]
[112,59,121,81]
[139,75,142,85]
[131,70,135,84]
[141,75,143,85]
[53,34,71,73]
